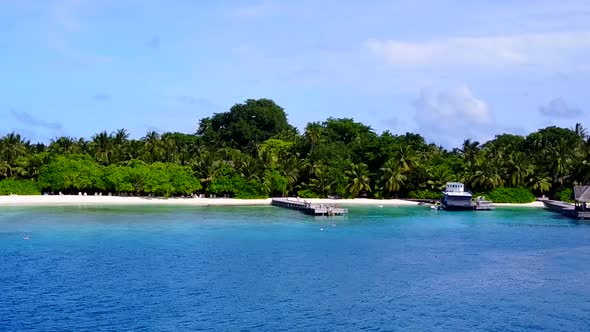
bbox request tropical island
[0,98,586,203]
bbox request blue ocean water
[1,205,589,331]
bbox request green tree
[38,155,105,193]
[0,132,28,177]
[307,166,335,197]
[426,165,454,191]
[468,154,503,191]
[197,99,294,150]
[345,163,371,197]
[90,131,112,165]
[504,152,532,187]
[380,159,407,196]
[143,130,161,163]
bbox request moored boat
[441,182,473,210]
[474,196,495,210]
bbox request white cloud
[539,98,582,117]
[413,86,493,147]
[367,31,590,68]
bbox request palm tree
[160,133,178,163]
[49,136,78,154]
[14,154,46,179]
[77,138,89,154]
[460,139,480,167]
[303,159,322,178]
[113,128,129,143]
[304,123,322,148]
[573,123,587,141]
[468,154,503,191]
[142,131,161,163]
[125,140,143,160]
[0,160,9,178]
[345,163,371,197]
[504,152,532,187]
[112,128,129,163]
[0,132,27,174]
[380,159,406,195]
[550,138,576,184]
[573,158,590,185]
[308,166,335,197]
[528,174,552,194]
[279,154,303,193]
[257,143,278,169]
[192,149,221,190]
[395,145,417,172]
[235,154,259,180]
[91,131,112,165]
[426,166,454,191]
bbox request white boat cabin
[445,182,465,193]
[441,182,473,210]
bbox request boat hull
[442,204,474,211]
[441,194,473,211]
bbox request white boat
[441,182,473,210]
[474,196,495,210]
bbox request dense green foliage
[35,155,201,197]
[408,190,442,200]
[556,188,574,203]
[1,98,588,201]
[0,179,40,195]
[481,187,535,204]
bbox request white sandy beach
[0,195,546,208]
[494,202,545,208]
[0,195,272,207]
[0,195,419,207]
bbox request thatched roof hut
[574,186,590,203]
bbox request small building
[574,186,590,211]
[545,185,590,220]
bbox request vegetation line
[0,98,585,202]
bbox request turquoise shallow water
[1,205,589,331]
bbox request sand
[0,195,418,207]
[0,195,545,208]
[494,201,545,208]
[0,195,272,207]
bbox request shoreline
[494,202,545,208]
[0,195,545,208]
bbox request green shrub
[297,189,321,198]
[38,154,105,192]
[555,188,574,203]
[235,180,268,199]
[408,190,441,200]
[207,166,268,199]
[483,187,535,203]
[263,170,288,196]
[0,179,41,195]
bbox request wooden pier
[271,198,348,216]
[541,199,590,220]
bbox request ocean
[1,205,589,331]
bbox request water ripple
[0,206,589,331]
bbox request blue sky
[1,0,589,147]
